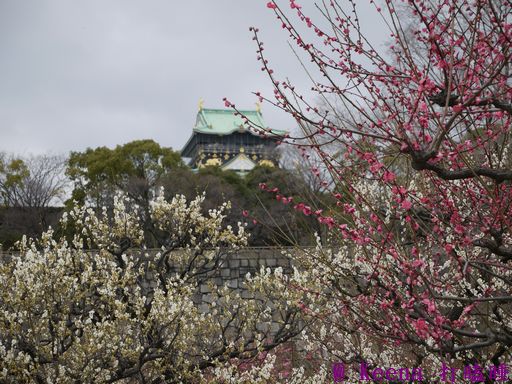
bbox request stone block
[192,293,202,304]
[203,294,214,303]
[266,258,277,267]
[229,259,240,268]
[256,322,270,333]
[270,322,281,334]
[198,303,209,313]
[249,258,258,267]
[221,268,231,277]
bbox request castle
[181,104,286,175]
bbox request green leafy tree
[0,155,29,208]
[67,139,183,208]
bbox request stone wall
[193,247,295,311]
[1,247,302,336]
[131,247,296,310]
[129,247,299,336]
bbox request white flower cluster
[0,191,300,383]
[150,189,248,250]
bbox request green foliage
[245,166,323,245]
[197,166,250,200]
[67,139,183,207]
[0,156,29,207]
[63,141,328,246]
[198,166,246,190]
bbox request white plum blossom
[0,192,304,383]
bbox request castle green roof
[194,108,287,137]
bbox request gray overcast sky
[0,1,384,155]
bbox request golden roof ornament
[259,159,275,167]
[255,101,261,113]
[205,158,222,166]
[198,98,204,111]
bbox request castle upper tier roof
[193,108,287,137]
